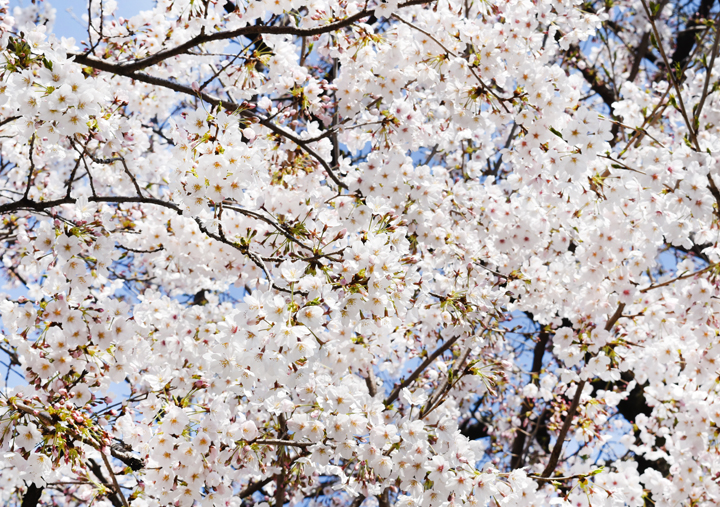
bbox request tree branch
[100,452,130,507]
[510,330,549,469]
[0,193,293,292]
[0,115,20,128]
[384,334,462,406]
[71,0,435,73]
[239,477,273,499]
[71,57,348,190]
[87,458,123,507]
[639,263,718,293]
[670,0,717,67]
[640,0,700,150]
[254,439,313,447]
[21,483,43,507]
[23,135,36,200]
[540,304,625,478]
[693,20,720,130]
[539,378,586,478]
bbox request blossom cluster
[0,0,719,506]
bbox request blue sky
[13,0,149,41]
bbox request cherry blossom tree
[0,0,719,506]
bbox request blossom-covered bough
[0,0,719,505]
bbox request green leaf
[549,127,563,139]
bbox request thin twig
[222,204,314,251]
[70,0,435,73]
[117,245,164,254]
[73,60,349,191]
[693,20,720,130]
[239,477,274,499]
[117,155,144,198]
[384,334,463,406]
[540,379,586,478]
[422,144,439,166]
[391,13,510,112]
[100,452,130,507]
[493,122,519,174]
[521,407,549,465]
[640,0,700,150]
[64,157,83,199]
[199,47,249,92]
[0,194,290,293]
[530,472,595,483]
[422,344,472,417]
[23,135,36,200]
[540,303,625,478]
[79,148,143,197]
[640,262,718,293]
[253,439,313,447]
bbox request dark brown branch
[23,135,36,200]
[239,477,273,499]
[87,458,123,507]
[576,55,616,108]
[423,144,439,166]
[539,303,626,478]
[384,334,462,406]
[365,367,378,397]
[378,489,390,507]
[510,330,550,469]
[350,495,366,507]
[606,303,626,331]
[275,466,286,507]
[0,115,20,128]
[72,0,434,73]
[671,0,717,67]
[64,157,83,199]
[0,343,20,366]
[7,265,28,287]
[0,193,294,293]
[540,378,585,478]
[21,483,44,507]
[110,442,145,471]
[708,175,720,219]
[0,195,179,215]
[100,452,130,507]
[628,32,650,82]
[70,57,347,190]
